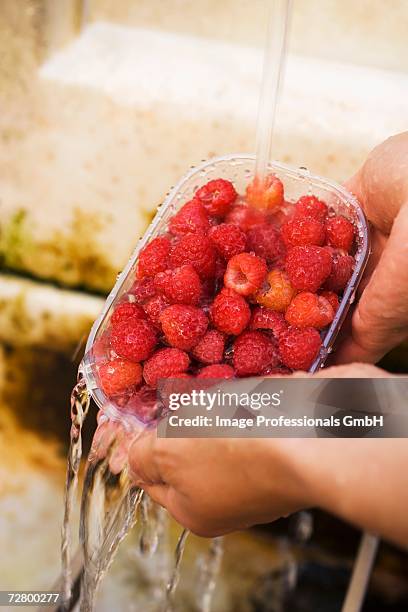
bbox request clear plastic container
[79,154,370,427]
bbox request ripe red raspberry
[285,245,332,292]
[137,236,171,279]
[210,287,251,335]
[285,292,335,329]
[324,253,354,292]
[143,348,190,388]
[225,203,266,231]
[143,294,171,327]
[208,223,247,260]
[281,216,325,248]
[129,277,156,303]
[245,174,284,210]
[111,318,157,362]
[98,359,143,397]
[246,223,286,265]
[325,215,355,252]
[160,304,208,350]
[195,178,237,217]
[154,265,202,305]
[250,307,288,339]
[320,290,339,313]
[169,233,216,279]
[279,327,322,371]
[295,195,328,221]
[197,364,235,379]
[169,199,210,236]
[111,302,146,325]
[233,331,280,376]
[224,252,267,296]
[255,269,296,312]
[192,329,226,364]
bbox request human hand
[127,433,310,538]
[335,131,408,364]
[126,363,395,539]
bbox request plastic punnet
[79,154,370,428]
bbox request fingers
[89,418,120,462]
[338,133,408,363]
[335,203,408,364]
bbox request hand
[127,432,310,538]
[335,131,408,364]
[126,363,405,543]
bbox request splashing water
[196,537,224,612]
[163,528,190,612]
[61,377,90,609]
[139,493,166,557]
[79,446,143,612]
[60,385,222,612]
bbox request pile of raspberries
[95,175,356,420]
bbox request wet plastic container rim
[80,153,370,413]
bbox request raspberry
[111,318,157,362]
[169,233,216,279]
[160,304,208,350]
[256,269,296,312]
[195,178,237,217]
[192,329,226,364]
[210,287,251,335]
[245,174,284,210]
[225,203,266,231]
[111,302,146,325]
[154,265,202,305]
[324,252,354,292]
[98,359,143,397]
[285,292,335,329]
[250,307,288,339]
[143,294,171,327]
[126,386,160,423]
[233,331,280,376]
[208,223,247,260]
[143,347,190,388]
[281,216,325,248]
[295,195,328,221]
[285,246,332,292]
[279,327,322,371]
[320,290,339,313]
[169,199,210,236]
[129,277,156,303]
[325,215,355,252]
[246,223,286,265]
[137,236,171,279]
[197,364,235,379]
[224,252,267,296]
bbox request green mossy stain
[0,209,31,269]
[0,208,120,293]
[41,208,118,292]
